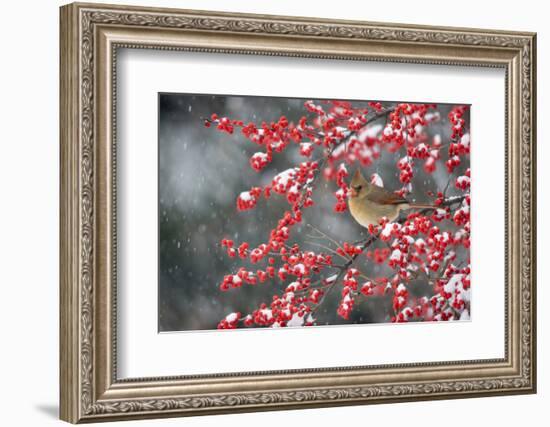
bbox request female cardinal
[348,169,436,227]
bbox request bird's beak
[349,188,357,198]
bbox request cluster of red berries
[207,100,471,328]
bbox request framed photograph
[60,2,537,423]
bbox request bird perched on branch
[348,169,436,228]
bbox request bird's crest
[351,169,368,187]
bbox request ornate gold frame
[60,2,537,423]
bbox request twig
[310,234,378,313]
[305,224,349,258]
[442,175,453,198]
[304,240,349,261]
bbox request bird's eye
[353,185,362,191]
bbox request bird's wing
[366,186,409,205]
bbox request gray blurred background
[158,93,470,331]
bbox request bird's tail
[407,203,437,210]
